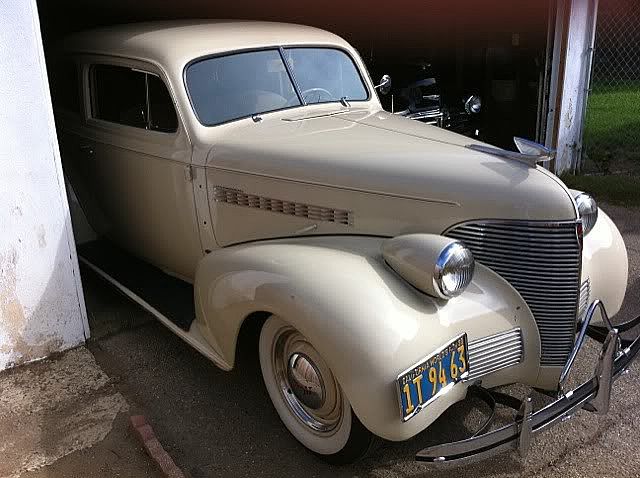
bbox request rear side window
[92,65,146,127]
[148,74,178,132]
[50,60,81,114]
[91,64,178,132]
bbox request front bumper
[416,300,640,465]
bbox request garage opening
[35,0,554,340]
[39,0,552,146]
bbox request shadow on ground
[82,204,640,478]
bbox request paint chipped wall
[0,0,88,370]
[554,0,599,173]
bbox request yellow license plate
[397,334,469,421]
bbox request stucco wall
[0,0,88,370]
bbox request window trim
[89,63,179,134]
[183,44,372,128]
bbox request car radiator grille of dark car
[446,221,581,367]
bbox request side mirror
[375,74,392,95]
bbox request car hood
[206,109,577,237]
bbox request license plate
[397,334,469,421]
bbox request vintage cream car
[54,21,639,465]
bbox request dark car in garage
[370,59,483,138]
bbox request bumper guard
[415,300,640,466]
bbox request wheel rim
[272,326,344,434]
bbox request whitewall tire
[259,315,373,463]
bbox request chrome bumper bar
[415,300,640,466]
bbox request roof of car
[62,20,351,71]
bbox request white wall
[0,0,88,370]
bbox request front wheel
[259,316,374,464]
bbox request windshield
[185,47,368,126]
[282,48,368,105]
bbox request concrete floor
[80,204,640,478]
[0,347,160,478]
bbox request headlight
[575,192,598,235]
[381,234,475,299]
[464,95,482,114]
[434,242,475,298]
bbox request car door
[52,58,111,240]
[77,58,202,281]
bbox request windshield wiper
[340,97,350,107]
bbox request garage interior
[38,0,552,150]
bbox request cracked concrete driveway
[83,204,640,478]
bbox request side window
[92,64,147,128]
[51,60,81,114]
[148,75,178,132]
[91,64,178,132]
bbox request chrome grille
[467,329,523,380]
[446,221,581,366]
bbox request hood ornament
[466,137,555,168]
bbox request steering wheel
[300,87,333,104]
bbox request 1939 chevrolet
[53,20,639,465]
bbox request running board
[78,241,230,371]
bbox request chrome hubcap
[287,353,326,410]
[272,327,343,434]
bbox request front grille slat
[468,330,521,349]
[460,236,581,250]
[448,221,581,367]
[470,345,523,362]
[464,250,580,265]
[465,258,580,274]
[578,279,591,319]
[469,356,522,377]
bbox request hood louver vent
[212,186,353,226]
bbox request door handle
[79,145,95,157]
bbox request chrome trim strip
[559,299,615,395]
[78,256,231,370]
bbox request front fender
[194,236,539,441]
[582,208,628,319]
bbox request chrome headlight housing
[575,192,598,235]
[464,95,482,114]
[382,234,475,299]
[434,242,475,298]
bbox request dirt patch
[0,347,132,478]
